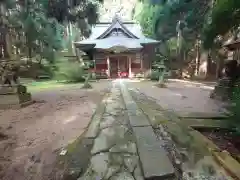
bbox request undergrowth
[227,87,240,135]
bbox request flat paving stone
[105,165,121,179]
[132,126,175,179]
[85,103,106,139]
[128,114,151,127]
[121,85,151,127]
[176,111,228,119]
[80,81,176,180]
[123,154,139,172]
[99,115,116,129]
[81,152,109,180]
[111,171,135,180]
[100,113,128,129]
[110,141,137,154]
[91,125,129,154]
[134,165,144,180]
[63,138,94,180]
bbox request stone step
[126,101,151,127]
[132,126,175,180]
[121,85,151,127]
[120,84,175,179]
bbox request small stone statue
[0,63,19,86]
[210,60,240,101]
[0,62,32,109]
[224,60,238,79]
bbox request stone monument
[0,62,32,109]
[210,60,239,101]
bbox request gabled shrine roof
[88,21,145,40]
[74,15,160,50]
[96,15,138,39]
[223,37,240,50]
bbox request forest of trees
[132,0,240,133]
[134,0,240,79]
[1,0,240,81]
[0,0,102,75]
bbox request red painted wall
[131,63,141,69]
[92,49,155,78]
[96,64,107,69]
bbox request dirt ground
[0,81,110,180]
[126,80,227,116]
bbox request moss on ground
[54,131,94,180]
[25,80,82,92]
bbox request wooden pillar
[117,57,120,77]
[107,56,110,78]
[128,56,132,78]
[94,56,96,72]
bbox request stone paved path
[78,80,175,180]
[79,81,145,180]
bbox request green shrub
[227,87,240,135]
[135,73,144,78]
[149,71,161,81]
[82,73,93,89]
[147,70,170,81]
[36,64,55,79]
[54,62,86,83]
[90,72,96,80]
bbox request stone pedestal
[210,59,239,101]
[0,85,33,109]
[210,77,232,101]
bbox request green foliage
[1,0,102,64]
[203,0,240,49]
[36,64,56,79]
[1,0,65,61]
[90,72,96,80]
[54,62,86,83]
[82,73,93,89]
[148,70,161,81]
[134,0,210,44]
[134,2,162,37]
[134,0,209,70]
[228,87,240,135]
[153,38,178,68]
[46,0,103,37]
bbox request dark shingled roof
[74,15,159,50]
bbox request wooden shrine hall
[74,15,160,78]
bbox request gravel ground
[0,81,110,180]
[126,80,227,116]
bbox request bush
[135,73,144,78]
[149,71,161,81]
[147,70,171,81]
[54,62,86,83]
[82,73,93,89]
[36,64,55,79]
[227,87,240,135]
[90,72,96,80]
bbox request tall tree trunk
[5,31,13,59]
[26,36,32,62]
[2,28,10,59]
[216,55,224,79]
[25,0,32,63]
[0,3,10,59]
[195,39,200,76]
[177,20,183,78]
[178,49,183,78]
[206,50,212,79]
